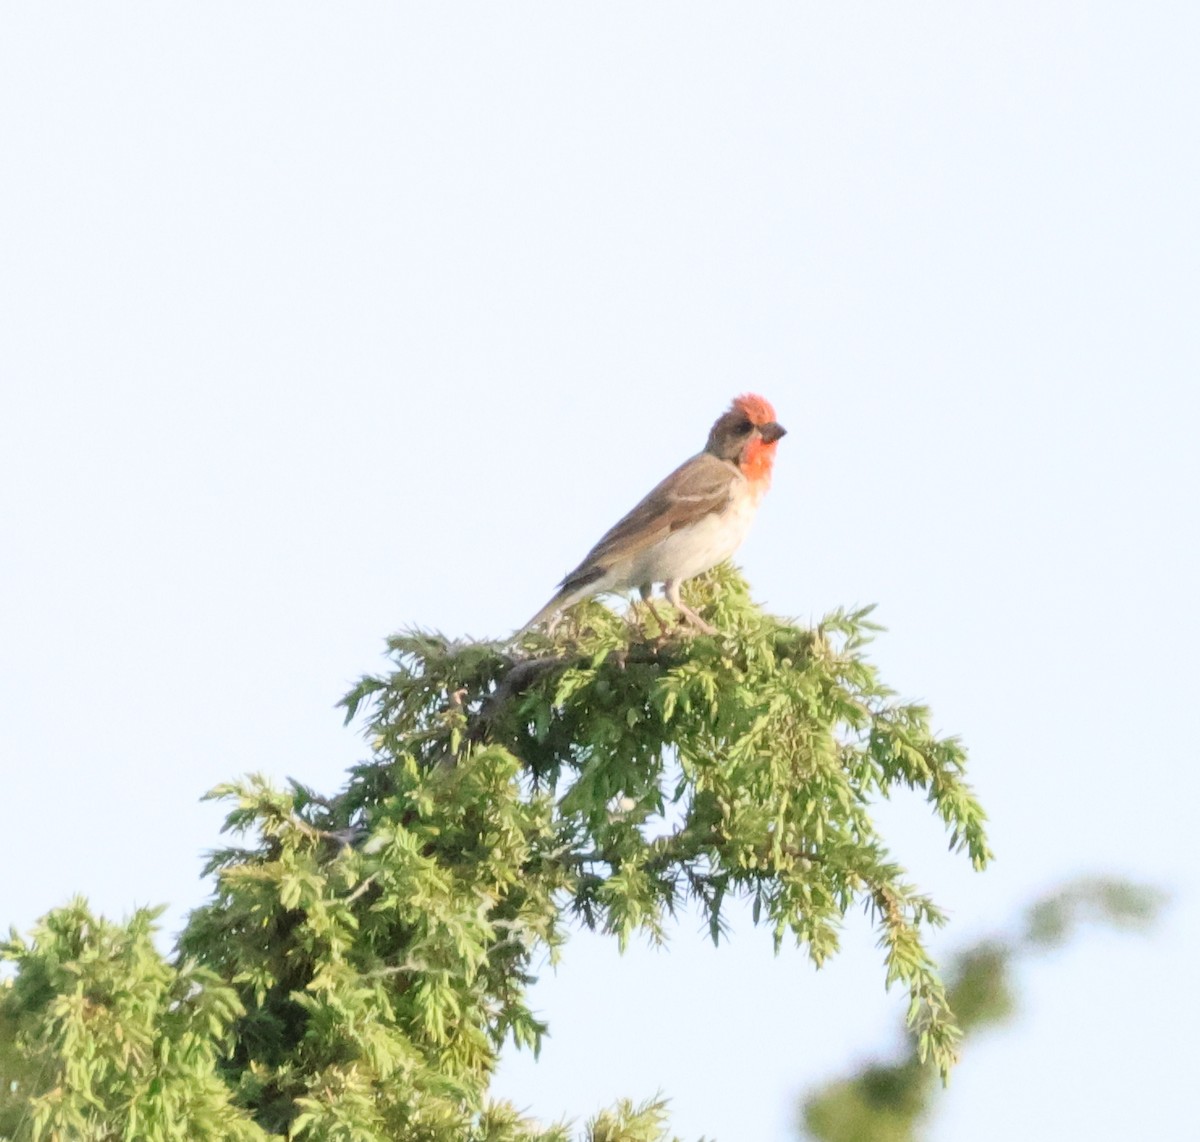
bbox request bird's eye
[737,419,754,434]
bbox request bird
[520,394,786,636]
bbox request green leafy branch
[1,566,990,1140]
[339,566,990,1076]
[800,877,1168,1142]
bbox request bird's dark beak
[759,421,787,444]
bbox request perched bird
[521,394,786,635]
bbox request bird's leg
[637,584,671,635]
[664,580,717,635]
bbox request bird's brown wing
[558,452,739,591]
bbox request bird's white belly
[617,481,760,590]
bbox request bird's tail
[516,590,571,637]
[517,566,607,637]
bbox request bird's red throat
[740,438,777,486]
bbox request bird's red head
[732,393,777,425]
[730,393,786,484]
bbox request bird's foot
[626,595,670,640]
[674,602,717,636]
[642,596,671,636]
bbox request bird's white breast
[620,473,763,589]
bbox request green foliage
[343,567,989,1074]
[1023,877,1165,949]
[586,1098,680,1142]
[179,753,568,1141]
[1,568,990,1139]
[798,877,1168,1142]
[0,900,264,1142]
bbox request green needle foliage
[0,901,264,1142]
[1,567,990,1140]
[798,877,1168,1142]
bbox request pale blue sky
[2,5,1197,1140]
